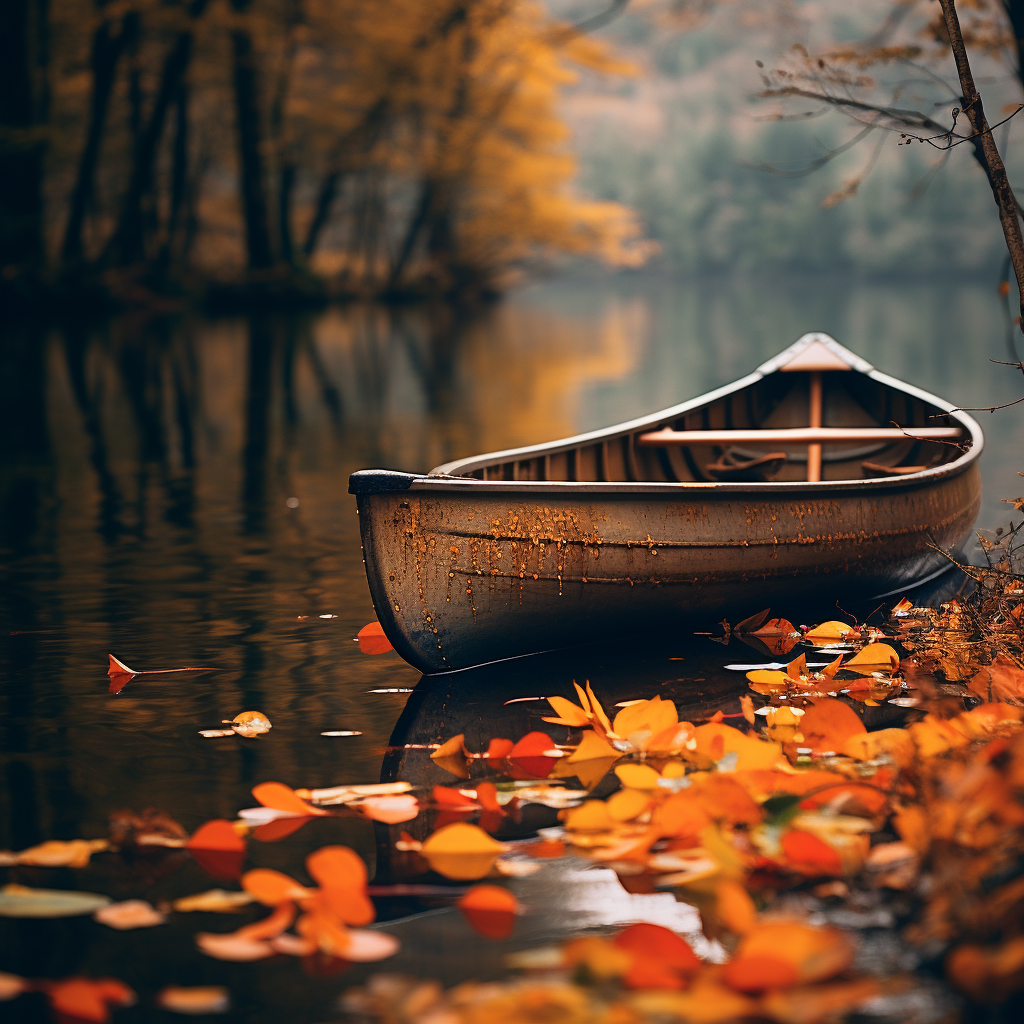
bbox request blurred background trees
[1,0,652,308]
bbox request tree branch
[939,0,1024,333]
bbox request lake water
[1,273,1022,1021]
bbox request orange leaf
[781,830,844,876]
[357,621,393,655]
[186,820,245,882]
[253,817,311,842]
[724,954,800,993]
[306,846,367,890]
[844,642,899,673]
[797,698,866,753]
[475,781,504,814]
[241,868,310,906]
[542,695,591,727]
[586,681,613,734]
[47,978,135,1024]
[457,884,520,939]
[786,653,807,680]
[419,822,508,880]
[613,922,701,976]
[526,839,566,859]
[507,731,557,779]
[358,794,420,824]
[235,900,297,940]
[484,737,514,769]
[433,785,477,807]
[252,782,329,817]
[653,792,713,838]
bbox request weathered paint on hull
[356,462,981,673]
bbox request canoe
[349,333,983,673]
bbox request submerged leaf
[0,884,111,918]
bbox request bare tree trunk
[940,0,1024,329]
[231,0,275,270]
[61,7,136,264]
[157,80,189,274]
[0,0,49,274]
[105,0,210,268]
[303,169,341,257]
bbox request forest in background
[6,1,1024,314]
[1,0,653,311]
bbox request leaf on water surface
[750,617,800,654]
[723,920,854,992]
[307,846,375,926]
[780,831,844,876]
[226,711,272,738]
[252,782,329,817]
[740,694,756,725]
[358,794,420,824]
[524,839,566,859]
[185,820,246,881]
[93,900,166,930]
[195,932,275,962]
[0,884,111,918]
[45,978,136,1024]
[804,620,854,643]
[253,817,312,842]
[109,808,188,850]
[241,869,312,906]
[613,922,701,990]
[565,730,619,763]
[156,985,230,1015]
[0,838,108,868]
[432,785,477,808]
[199,729,236,738]
[420,823,509,880]
[844,642,900,674]
[797,698,867,753]
[542,695,591,728]
[614,763,662,790]
[457,884,521,939]
[337,929,401,962]
[107,655,135,679]
[357,621,393,655]
[691,722,784,771]
[507,731,559,779]
[171,889,253,913]
[734,608,772,634]
[0,972,30,1001]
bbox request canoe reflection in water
[364,637,915,985]
[351,334,983,673]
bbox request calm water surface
[1,274,1022,1021]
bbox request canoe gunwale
[409,335,983,490]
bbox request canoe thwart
[636,426,964,447]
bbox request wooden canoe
[349,333,983,673]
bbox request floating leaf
[614,764,662,790]
[0,972,29,1001]
[171,889,253,914]
[46,978,135,1023]
[612,696,678,748]
[804,621,853,643]
[692,722,784,771]
[797,698,866,753]
[228,711,272,738]
[358,794,420,824]
[0,839,108,869]
[0,884,111,918]
[566,731,620,763]
[157,985,230,1015]
[724,921,853,992]
[781,830,844,876]
[185,820,246,881]
[420,823,508,880]
[507,731,558,779]
[458,884,520,939]
[195,932,274,961]
[613,922,701,990]
[252,782,329,817]
[241,868,311,906]
[307,846,375,926]
[338,929,400,962]
[542,695,591,728]
[844,643,900,673]
[93,900,166,930]
[357,621,393,655]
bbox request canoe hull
[355,463,981,673]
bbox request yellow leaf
[561,800,615,832]
[844,643,899,673]
[586,681,613,734]
[804,621,853,642]
[419,823,509,881]
[542,696,590,728]
[567,731,620,762]
[614,764,662,789]
[612,696,678,746]
[692,723,784,770]
[606,788,652,822]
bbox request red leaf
[484,738,515,770]
[186,820,246,881]
[724,954,800,993]
[781,830,844,876]
[613,923,701,976]
[253,816,311,842]
[507,731,557,779]
[432,785,477,808]
[457,884,520,939]
[357,621,393,655]
[475,781,504,814]
[252,782,329,817]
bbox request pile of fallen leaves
[4,566,1024,1022]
